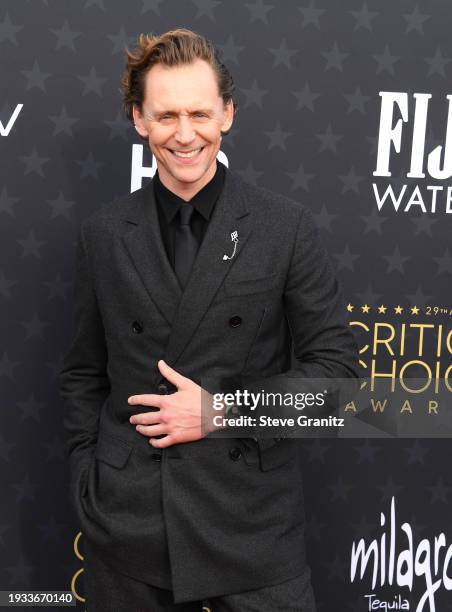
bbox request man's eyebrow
[154,107,215,115]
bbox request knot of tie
[179,204,194,226]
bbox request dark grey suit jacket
[59,165,359,603]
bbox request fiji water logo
[350,497,452,611]
[372,92,452,213]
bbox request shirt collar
[153,160,226,225]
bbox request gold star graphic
[361,304,370,313]
[394,305,403,314]
[411,306,420,315]
[377,304,387,314]
[346,303,354,312]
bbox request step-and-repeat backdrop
[2,1,451,610]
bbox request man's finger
[157,359,191,389]
[136,423,167,437]
[150,434,175,449]
[130,410,161,425]
[128,394,164,408]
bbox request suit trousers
[83,538,316,612]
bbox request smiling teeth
[172,148,201,158]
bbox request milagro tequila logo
[373,92,452,214]
[351,497,452,611]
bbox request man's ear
[221,99,234,134]
[132,104,149,139]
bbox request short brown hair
[121,28,238,140]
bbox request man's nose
[175,115,195,143]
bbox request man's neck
[157,161,217,201]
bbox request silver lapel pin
[223,230,239,261]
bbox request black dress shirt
[153,160,226,268]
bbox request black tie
[174,204,198,289]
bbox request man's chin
[170,166,211,185]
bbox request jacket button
[157,383,169,394]
[151,453,162,462]
[229,315,242,328]
[132,321,143,334]
[229,447,242,461]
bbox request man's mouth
[169,146,205,159]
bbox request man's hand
[128,360,222,448]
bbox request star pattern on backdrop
[50,20,82,51]
[191,0,221,21]
[245,0,274,24]
[49,106,79,136]
[21,60,51,91]
[350,2,378,31]
[286,163,315,192]
[292,82,320,111]
[382,246,410,274]
[104,111,132,140]
[239,79,268,108]
[322,42,349,72]
[0,11,23,43]
[218,35,244,65]
[312,203,336,232]
[19,147,50,176]
[107,26,136,55]
[433,248,452,275]
[264,122,292,150]
[315,124,343,153]
[298,1,325,29]
[372,45,400,75]
[344,86,371,113]
[78,66,108,96]
[425,47,452,77]
[403,5,430,34]
[269,38,297,69]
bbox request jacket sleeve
[239,205,360,436]
[283,205,358,380]
[59,222,110,490]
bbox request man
[59,28,359,611]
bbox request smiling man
[59,28,359,611]
[133,57,233,201]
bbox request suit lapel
[121,167,253,365]
[121,178,182,326]
[164,169,252,366]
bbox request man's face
[133,58,234,198]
